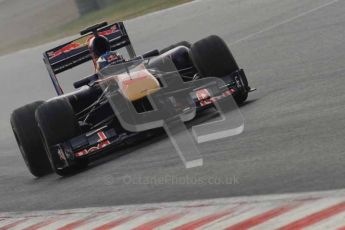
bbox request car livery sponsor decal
[75,132,111,157]
[196,88,235,107]
[47,25,119,60]
[106,53,120,63]
[196,88,211,101]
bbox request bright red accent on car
[75,131,111,157]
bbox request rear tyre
[10,101,52,177]
[190,35,248,104]
[160,41,191,54]
[36,98,88,176]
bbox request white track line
[304,211,345,230]
[251,198,344,229]
[203,203,279,229]
[230,0,339,46]
[1,192,345,229]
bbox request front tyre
[190,35,248,104]
[10,101,52,177]
[36,98,88,176]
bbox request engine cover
[117,68,160,101]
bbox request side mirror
[73,74,99,89]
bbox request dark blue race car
[10,22,255,177]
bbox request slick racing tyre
[190,35,239,78]
[10,101,52,177]
[36,98,88,176]
[190,35,248,104]
[160,41,191,54]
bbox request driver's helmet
[88,35,111,60]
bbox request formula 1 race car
[10,21,255,177]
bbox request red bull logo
[47,42,82,59]
[47,25,118,59]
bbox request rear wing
[43,22,136,95]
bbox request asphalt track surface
[1,0,345,212]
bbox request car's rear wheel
[10,101,52,177]
[36,98,88,176]
[160,41,191,54]
[190,35,248,104]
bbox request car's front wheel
[10,101,52,177]
[190,35,248,104]
[36,98,88,176]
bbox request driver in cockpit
[88,35,124,71]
